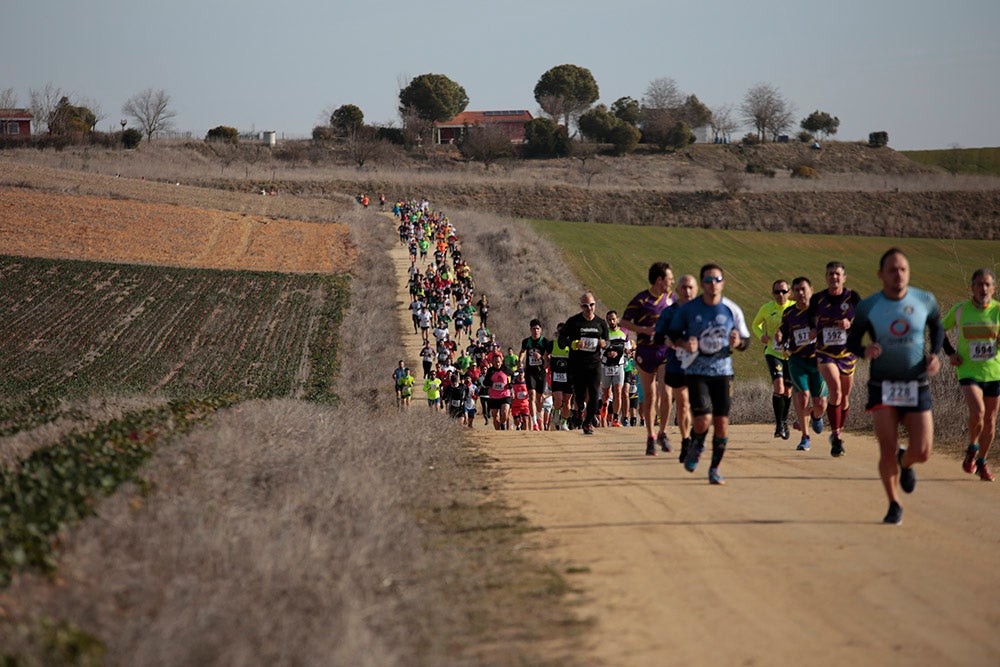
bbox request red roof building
[434,110,533,144]
[0,109,33,137]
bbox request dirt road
[388,216,1000,667]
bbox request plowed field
[0,188,355,273]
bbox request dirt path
[387,216,1000,667]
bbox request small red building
[0,109,33,137]
[434,110,533,144]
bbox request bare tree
[29,82,62,133]
[717,166,747,197]
[122,88,177,142]
[642,77,683,111]
[740,82,793,142]
[0,88,18,109]
[458,123,513,170]
[710,103,739,143]
[399,105,433,150]
[78,96,107,131]
[345,126,389,169]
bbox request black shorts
[686,375,733,418]
[525,370,548,393]
[662,370,686,389]
[866,381,932,415]
[765,354,792,383]
[959,378,1000,398]
[488,397,511,411]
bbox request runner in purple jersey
[621,262,675,456]
[807,261,862,457]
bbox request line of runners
[390,203,999,525]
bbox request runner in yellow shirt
[752,279,795,439]
[943,268,1000,481]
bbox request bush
[717,166,747,196]
[121,129,143,149]
[607,122,640,156]
[312,125,336,141]
[375,126,405,145]
[745,163,776,177]
[797,131,814,143]
[741,133,761,145]
[523,117,570,158]
[205,125,239,144]
[790,165,819,179]
[868,131,889,147]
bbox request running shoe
[962,445,979,474]
[978,461,995,482]
[645,437,656,456]
[883,501,903,525]
[708,468,726,485]
[684,442,703,472]
[898,448,916,493]
[830,436,845,457]
[679,438,690,464]
[583,424,594,435]
[657,431,672,453]
[773,425,783,439]
[780,422,790,440]
[811,415,824,434]
[611,419,621,427]
[796,437,811,451]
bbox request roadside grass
[902,146,1000,177]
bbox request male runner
[654,274,697,461]
[752,279,795,439]
[778,277,829,452]
[622,262,675,455]
[847,248,943,525]
[549,323,574,430]
[942,268,1000,481]
[559,292,610,436]
[520,319,552,431]
[808,261,861,457]
[667,264,751,485]
[601,311,629,427]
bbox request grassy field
[902,146,1000,176]
[530,219,1000,381]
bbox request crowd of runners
[389,201,999,525]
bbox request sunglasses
[773,289,789,294]
[702,276,724,284]
[581,303,596,308]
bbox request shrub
[746,163,776,177]
[797,131,814,143]
[607,122,640,156]
[717,166,747,196]
[868,131,889,147]
[205,125,239,144]
[741,133,761,145]
[791,165,819,179]
[121,128,143,149]
[312,125,336,141]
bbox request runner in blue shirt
[667,264,751,485]
[847,248,943,525]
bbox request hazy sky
[5,0,998,150]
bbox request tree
[399,105,434,149]
[642,77,683,111]
[458,123,513,170]
[710,104,739,143]
[398,73,468,122]
[0,88,18,110]
[206,125,239,144]
[607,122,640,156]
[523,117,569,158]
[740,83,793,142]
[345,125,390,169]
[29,83,62,133]
[800,110,840,139]
[677,94,712,130]
[533,64,599,131]
[331,104,364,136]
[610,96,641,126]
[122,88,177,142]
[48,97,96,136]
[577,104,618,143]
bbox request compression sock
[841,406,850,429]
[772,394,784,426]
[826,403,842,434]
[781,395,792,423]
[711,437,728,468]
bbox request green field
[901,146,1000,176]
[530,219,1000,380]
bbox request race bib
[822,327,847,346]
[578,337,599,352]
[492,382,506,392]
[970,340,997,362]
[528,351,543,366]
[515,390,528,399]
[450,399,463,407]
[883,380,919,407]
[771,337,782,351]
[604,365,619,376]
[793,327,814,347]
[552,372,568,383]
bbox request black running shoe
[830,436,845,457]
[657,431,672,453]
[780,422,790,440]
[883,501,903,525]
[645,437,656,456]
[583,424,594,435]
[679,438,691,464]
[898,448,916,493]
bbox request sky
[4,0,999,150]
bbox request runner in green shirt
[751,279,795,439]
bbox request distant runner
[752,279,794,440]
